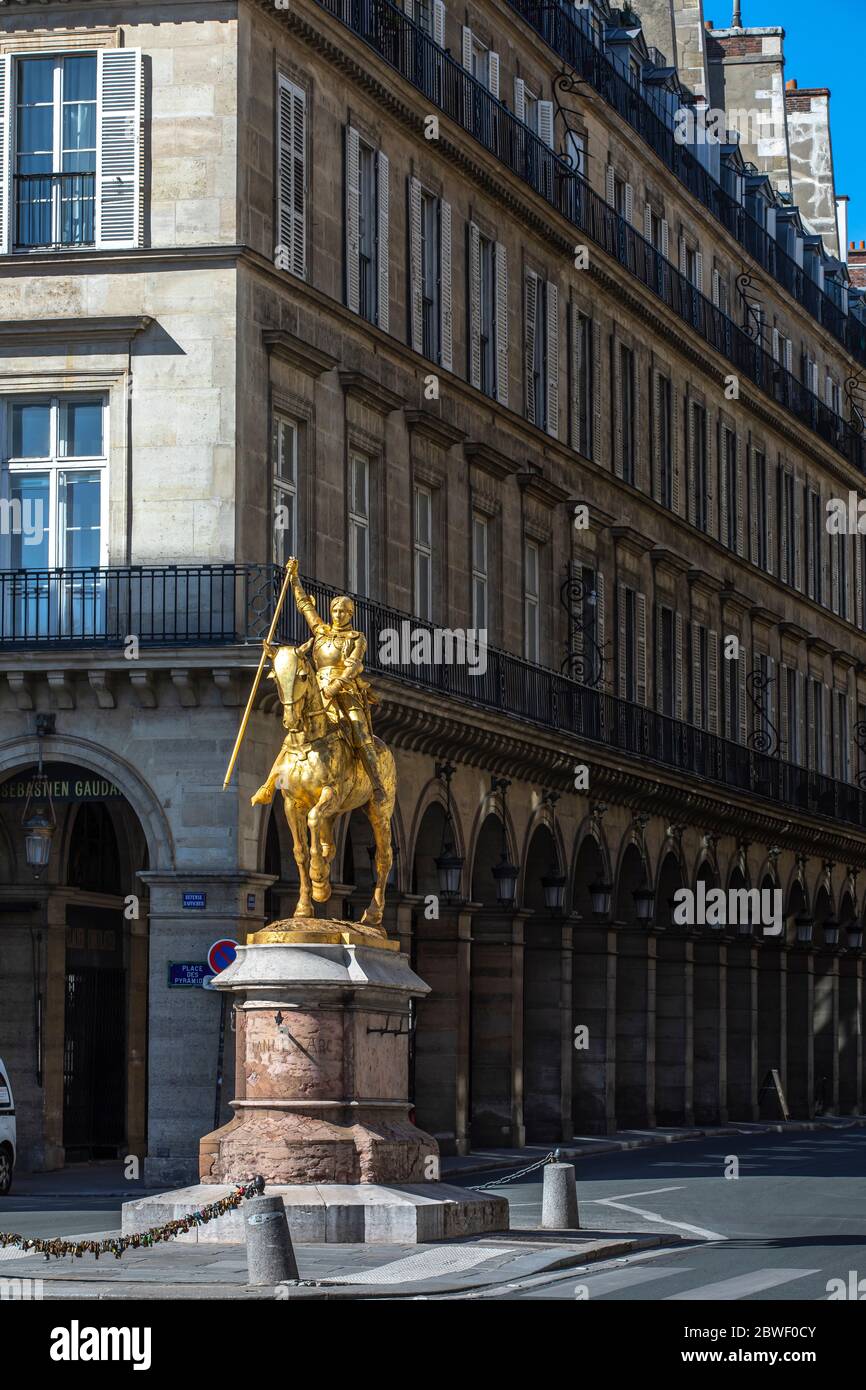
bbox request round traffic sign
[207,938,239,974]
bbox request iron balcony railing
[504,0,866,368]
[14,172,96,251]
[311,0,866,471]
[1,562,864,831]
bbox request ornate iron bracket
[746,665,777,755]
[854,720,866,788]
[560,568,609,687]
[845,374,866,436]
[736,270,765,345]
[553,68,590,173]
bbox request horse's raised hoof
[250,784,274,807]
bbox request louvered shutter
[495,241,509,405]
[692,622,702,726]
[708,630,718,733]
[695,250,704,293]
[793,478,802,591]
[636,593,647,706]
[766,460,775,576]
[404,0,415,17]
[0,55,10,256]
[712,268,720,306]
[738,646,747,744]
[624,182,633,226]
[856,535,864,628]
[96,49,143,248]
[488,51,500,98]
[674,612,684,721]
[719,425,729,547]
[679,236,687,275]
[376,151,390,332]
[514,77,526,123]
[706,409,716,536]
[345,126,361,313]
[807,678,816,769]
[806,485,815,598]
[780,663,789,759]
[671,385,680,515]
[655,603,664,713]
[433,0,446,46]
[784,338,793,373]
[772,327,780,361]
[605,164,615,207]
[660,219,669,259]
[644,203,653,240]
[749,445,758,563]
[833,688,842,776]
[409,177,423,352]
[546,281,559,438]
[617,583,627,698]
[651,370,662,502]
[736,435,745,556]
[538,101,554,148]
[524,271,538,425]
[779,466,789,584]
[613,340,624,478]
[468,222,481,388]
[596,572,606,690]
[569,301,581,451]
[440,199,452,371]
[462,26,473,70]
[687,398,697,525]
[277,76,306,279]
[831,532,840,615]
[592,319,602,463]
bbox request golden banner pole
[223,562,294,789]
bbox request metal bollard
[244,1195,300,1285]
[541,1162,580,1230]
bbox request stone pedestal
[198,928,438,1186]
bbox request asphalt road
[448,1126,866,1300]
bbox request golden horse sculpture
[246,559,396,933]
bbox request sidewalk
[0,1229,671,1300]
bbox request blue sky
[719,0,866,243]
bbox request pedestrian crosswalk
[475,1257,828,1301]
[665,1268,819,1300]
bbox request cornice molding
[338,369,403,414]
[403,408,465,448]
[464,440,521,480]
[0,315,152,348]
[262,329,338,377]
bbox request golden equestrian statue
[224,559,396,935]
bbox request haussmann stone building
[1,0,866,1183]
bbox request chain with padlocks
[0,1176,265,1260]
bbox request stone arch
[470,811,513,908]
[572,829,608,921]
[614,840,648,926]
[655,847,685,931]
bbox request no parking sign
[207,938,239,975]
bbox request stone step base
[122,1182,509,1245]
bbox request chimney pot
[786,78,798,90]
[861,240,866,250]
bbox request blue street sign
[183,892,207,910]
[168,962,211,989]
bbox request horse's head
[271,645,318,732]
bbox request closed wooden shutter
[679,235,687,275]
[524,271,538,425]
[780,663,789,759]
[712,268,720,306]
[806,485,814,598]
[605,164,615,207]
[546,281,559,438]
[655,603,664,714]
[856,535,864,627]
[708,630,718,733]
[778,465,789,584]
[345,126,361,313]
[0,55,9,256]
[468,222,482,388]
[440,199,453,371]
[376,150,390,331]
[692,621,702,727]
[569,300,581,452]
[706,409,716,536]
[695,250,704,293]
[644,203,653,240]
[408,177,423,352]
[495,241,509,405]
[617,582,627,699]
[831,532,840,615]
[749,445,758,563]
[660,219,669,259]
[687,397,697,526]
[736,435,745,556]
[433,0,446,46]
[651,369,662,502]
[596,572,606,690]
[277,74,307,279]
[538,100,554,148]
[488,52,500,98]
[784,338,793,373]
[514,77,526,123]
[636,593,647,706]
[793,478,802,591]
[674,612,684,721]
[624,182,633,225]
[719,424,729,546]
[738,646,747,744]
[613,340,624,478]
[671,384,680,516]
[592,319,602,463]
[461,25,473,70]
[766,459,775,576]
[96,48,143,248]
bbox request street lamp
[434,762,464,901]
[632,883,656,924]
[822,917,840,948]
[795,914,814,945]
[540,792,566,913]
[846,923,864,951]
[491,777,519,908]
[589,881,613,918]
[21,717,56,880]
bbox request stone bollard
[244,1195,300,1286]
[541,1162,580,1230]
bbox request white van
[0,1059,15,1195]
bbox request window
[346,128,389,330]
[358,141,376,323]
[692,623,708,729]
[618,344,635,484]
[1,395,107,633]
[778,465,796,584]
[805,486,822,603]
[527,272,547,430]
[753,450,768,570]
[691,402,708,532]
[479,233,495,396]
[470,34,489,87]
[723,649,741,743]
[524,537,540,662]
[860,536,866,630]
[810,678,825,773]
[469,227,506,404]
[14,55,96,249]
[571,308,592,458]
[836,690,850,782]
[723,427,737,550]
[754,653,773,748]
[655,373,672,508]
[471,512,488,632]
[348,453,370,596]
[623,586,636,702]
[617,583,646,705]
[785,666,800,765]
[833,530,848,618]
[659,605,674,717]
[415,190,441,361]
[413,483,433,621]
[272,415,298,565]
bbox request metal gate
[63,968,126,1158]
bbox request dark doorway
[63,903,126,1159]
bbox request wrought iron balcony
[310,0,865,470]
[14,173,96,251]
[1,562,863,833]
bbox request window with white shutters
[618,584,647,705]
[524,537,540,663]
[805,486,822,604]
[472,512,489,632]
[409,181,444,363]
[753,449,768,570]
[346,130,388,330]
[2,49,143,254]
[272,414,298,565]
[277,75,306,279]
[569,305,592,458]
[414,483,433,621]
[652,372,672,508]
[836,689,850,782]
[348,452,371,596]
[689,401,708,532]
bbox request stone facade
[0,0,864,1186]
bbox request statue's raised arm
[287,556,322,636]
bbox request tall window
[786,666,800,765]
[524,538,540,663]
[357,141,377,323]
[272,416,298,565]
[691,402,708,533]
[420,191,440,362]
[657,374,672,508]
[810,678,825,773]
[806,486,822,603]
[754,450,768,570]
[348,453,370,596]
[529,275,548,431]
[659,605,674,717]
[692,623,708,728]
[836,690,850,782]
[413,483,433,621]
[479,233,495,396]
[623,586,636,702]
[724,428,737,550]
[620,344,635,484]
[572,310,592,457]
[15,55,97,249]
[778,466,796,583]
[471,513,488,632]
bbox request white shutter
[617,583,627,699]
[719,425,729,546]
[793,478,802,591]
[749,446,758,563]
[546,281,559,438]
[525,271,538,425]
[96,49,143,249]
[671,384,680,516]
[687,398,697,526]
[766,460,775,576]
[514,78,526,123]
[784,338,793,373]
[636,593,647,707]
[468,222,482,389]
[433,0,446,46]
[738,646,747,744]
[691,621,701,725]
[346,126,361,313]
[613,339,623,478]
[624,182,633,226]
[377,150,390,332]
[605,164,615,207]
[538,100,554,149]
[0,55,10,256]
[772,327,780,361]
[462,26,473,70]
[831,532,840,615]
[660,219,669,259]
[495,241,509,405]
[409,177,423,353]
[440,199,452,371]
[644,203,653,241]
[655,603,664,714]
[695,251,704,293]
[277,75,307,279]
[651,370,662,503]
[712,268,720,306]
[488,51,500,99]
[404,0,415,17]
[780,663,789,758]
[569,300,581,451]
[679,236,687,275]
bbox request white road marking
[591,1193,726,1242]
[583,1186,684,1200]
[667,1267,819,1300]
